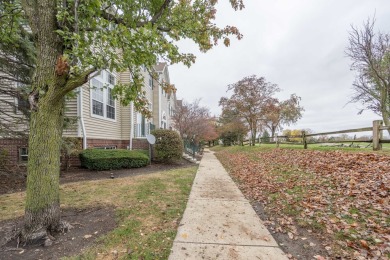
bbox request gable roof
[154,62,167,72]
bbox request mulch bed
[0,207,116,260]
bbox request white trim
[159,85,162,128]
[130,102,134,150]
[148,74,153,89]
[77,86,88,149]
[89,71,117,122]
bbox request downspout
[129,101,134,150]
[78,86,87,149]
[159,85,161,129]
[75,1,87,149]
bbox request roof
[154,62,167,72]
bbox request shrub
[151,129,183,163]
[79,149,149,170]
[61,137,82,171]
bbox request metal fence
[183,139,203,158]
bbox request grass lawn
[0,166,198,259]
[211,142,390,154]
[212,145,389,259]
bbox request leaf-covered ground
[215,148,389,259]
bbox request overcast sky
[169,0,390,135]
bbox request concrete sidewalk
[169,150,288,260]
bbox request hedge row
[79,149,149,170]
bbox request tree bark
[21,0,67,241]
[380,86,390,136]
[271,127,276,138]
[251,129,256,146]
[23,97,65,240]
[381,109,390,136]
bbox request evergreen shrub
[80,149,148,170]
[151,129,183,163]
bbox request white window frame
[14,82,29,114]
[136,112,148,138]
[19,147,28,162]
[95,146,117,149]
[161,111,167,129]
[90,71,116,122]
[148,75,153,89]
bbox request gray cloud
[169,0,390,134]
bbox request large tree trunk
[22,96,65,241]
[21,0,67,242]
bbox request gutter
[78,86,87,149]
[129,101,134,150]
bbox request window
[95,146,117,149]
[19,147,28,162]
[106,88,115,119]
[91,79,104,116]
[135,112,153,138]
[14,82,29,114]
[108,73,115,85]
[148,76,153,89]
[90,71,116,120]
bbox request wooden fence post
[373,120,383,151]
[302,131,307,149]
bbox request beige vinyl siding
[120,106,130,141]
[119,70,131,140]
[63,94,78,137]
[168,93,177,130]
[142,70,154,118]
[82,72,122,140]
[152,64,172,129]
[152,78,159,126]
[134,70,153,126]
[0,79,28,135]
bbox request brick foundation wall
[86,139,130,149]
[132,138,149,150]
[1,137,149,170]
[0,137,82,169]
[0,138,28,167]
[86,138,148,150]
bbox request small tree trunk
[381,109,390,136]
[251,130,256,146]
[272,129,276,138]
[22,96,65,241]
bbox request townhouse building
[0,63,178,167]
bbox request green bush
[79,149,149,170]
[151,129,183,163]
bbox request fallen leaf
[360,240,369,249]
